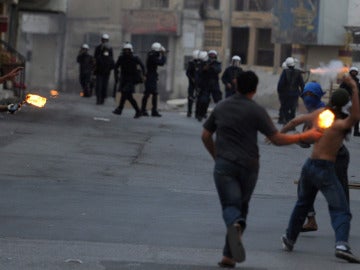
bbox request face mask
[303,95,322,112]
[341,101,352,115]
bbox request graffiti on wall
[272,0,320,44]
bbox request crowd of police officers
[77,33,243,120]
[186,50,242,121]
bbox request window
[235,0,273,11]
[208,0,220,10]
[142,0,169,8]
[235,0,246,11]
[84,32,100,47]
[184,0,202,9]
[353,51,360,62]
[204,25,222,48]
[249,0,273,11]
[231,27,249,64]
[256,28,274,66]
[185,0,220,10]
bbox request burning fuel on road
[25,94,47,107]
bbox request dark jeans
[286,159,352,246]
[300,145,350,216]
[214,158,259,258]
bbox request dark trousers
[79,73,92,97]
[141,92,159,113]
[195,93,210,120]
[279,95,298,123]
[117,83,140,113]
[141,77,159,113]
[187,84,195,115]
[95,74,110,104]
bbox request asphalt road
[0,93,359,269]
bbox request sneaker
[141,111,149,116]
[134,112,141,119]
[112,108,122,115]
[335,247,360,263]
[151,111,162,117]
[227,223,245,263]
[281,235,294,251]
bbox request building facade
[2,0,360,99]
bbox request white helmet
[198,51,208,61]
[232,55,241,62]
[350,66,359,73]
[285,57,295,67]
[82,44,89,49]
[151,42,162,51]
[123,42,133,52]
[208,50,217,56]
[192,49,200,59]
[102,33,109,40]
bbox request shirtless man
[281,76,360,263]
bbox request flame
[310,66,349,75]
[26,94,47,107]
[50,90,59,97]
[318,109,335,129]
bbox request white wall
[347,0,360,26]
[318,0,349,45]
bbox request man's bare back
[311,76,360,161]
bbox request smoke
[309,60,348,90]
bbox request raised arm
[338,76,360,130]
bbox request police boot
[151,94,161,117]
[141,98,149,116]
[151,110,162,117]
[187,99,193,117]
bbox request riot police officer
[221,55,242,98]
[94,33,114,105]
[112,43,145,118]
[196,49,222,121]
[277,57,304,124]
[140,42,167,117]
[186,49,202,117]
[77,43,95,97]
